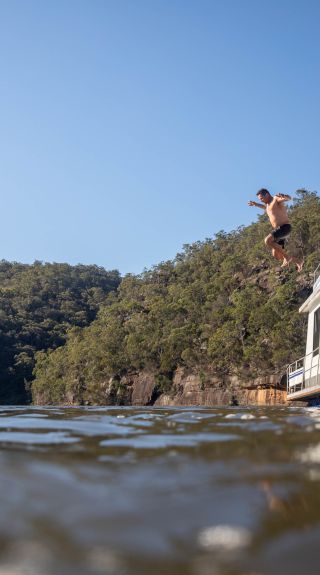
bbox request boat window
[313,307,320,356]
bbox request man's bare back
[248,188,303,272]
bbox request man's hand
[275,193,291,202]
[248,200,266,209]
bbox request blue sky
[0,0,319,274]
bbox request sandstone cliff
[106,367,287,407]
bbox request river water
[0,405,319,575]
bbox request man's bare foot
[281,257,292,268]
[296,260,304,272]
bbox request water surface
[0,405,319,574]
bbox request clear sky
[0,0,319,274]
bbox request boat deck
[287,384,320,401]
[287,347,320,402]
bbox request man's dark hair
[256,188,270,197]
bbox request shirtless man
[248,188,303,271]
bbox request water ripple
[0,406,318,575]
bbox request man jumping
[248,188,303,271]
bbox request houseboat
[287,264,320,402]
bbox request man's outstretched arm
[248,200,266,209]
[275,193,292,203]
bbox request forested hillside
[32,190,319,405]
[0,262,120,403]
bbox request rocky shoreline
[38,366,287,407]
[132,368,287,406]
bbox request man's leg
[290,256,304,272]
[272,248,284,262]
[265,235,290,265]
[277,240,290,267]
[275,236,303,271]
[265,234,303,271]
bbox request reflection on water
[0,405,319,574]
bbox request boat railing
[287,346,320,396]
[314,264,320,288]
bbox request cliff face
[155,369,287,406]
[104,367,287,407]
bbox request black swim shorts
[271,223,291,248]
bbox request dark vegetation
[30,190,319,405]
[0,262,120,403]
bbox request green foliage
[0,262,120,403]
[199,370,207,391]
[154,373,174,395]
[31,190,319,404]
